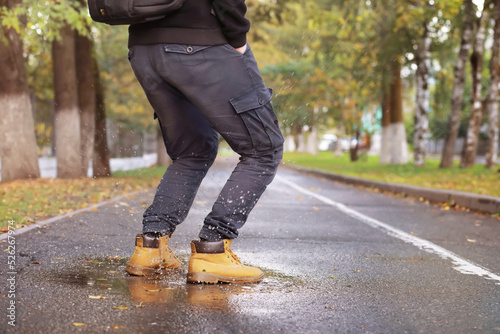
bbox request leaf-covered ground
[0,167,165,231]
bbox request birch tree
[485,0,500,169]
[440,0,476,168]
[460,0,492,168]
[414,22,431,167]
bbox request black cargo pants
[128,43,284,240]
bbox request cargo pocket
[230,84,284,151]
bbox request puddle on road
[39,255,303,311]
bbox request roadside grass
[0,167,166,231]
[282,151,500,198]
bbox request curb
[283,164,500,215]
[0,190,144,240]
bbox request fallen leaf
[113,306,128,310]
[325,306,336,310]
[145,289,160,292]
[330,276,337,279]
[467,238,476,243]
[72,323,85,327]
[88,295,105,300]
[31,261,42,264]
[110,325,124,329]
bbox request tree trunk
[414,22,431,167]
[460,2,491,168]
[389,59,409,164]
[306,125,318,155]
[350,128,360,162]
[440,0,475,168]
[334,125,344,157]
[76,0,96,177]
[53,24,82,178]
[485,0,500,169]
[93,59,111,177]
[0,1,40,182]
[379,90,392,164]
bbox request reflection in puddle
[45,255,302,311]
[126,276,256,311]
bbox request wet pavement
[1,156,499,333]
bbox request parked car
[318,134,338,151]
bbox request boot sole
[186,271,264,284]
[125,263,161,276]
[126,263,180,276]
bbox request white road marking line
[277,176,500,285]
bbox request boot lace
[226,246,241,264]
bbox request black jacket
[128,0,250,48]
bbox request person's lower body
[125,43,284,282]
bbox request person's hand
[235,44,247,54]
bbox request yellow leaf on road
[113,306,128,310]
[88,295,105,299]
[72,323,85,327]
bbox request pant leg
[143,43,284,240]
[128,46,219,235]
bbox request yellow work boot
[126,233,181,276]
[187,239,264,284]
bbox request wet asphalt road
[1,156,499,333]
